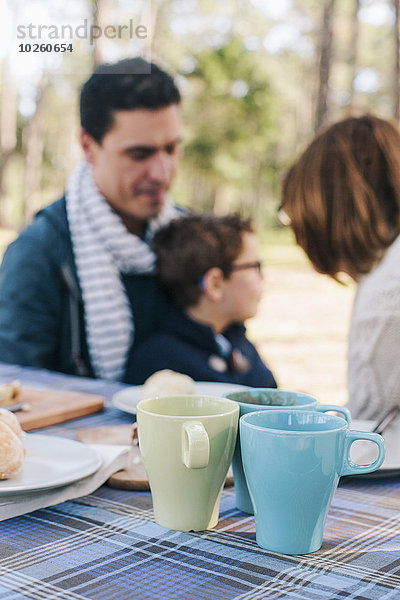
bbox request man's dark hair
[80,57,181,143]
[153,214,253,309]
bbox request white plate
[112,382,249,415]
[0,434,102,494]
[349,418,400,476]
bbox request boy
[125,214,277,387]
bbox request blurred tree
[348,0,361,108]
[92,0,108,66]
[2,0,400,229]
[179,37,280,225]
[23,76,47,223]
[315,0,336,131]
[394,0,400,120]
[0,63,18,226]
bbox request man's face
[81,105,182,232]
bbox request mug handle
[182,421,210,469]
[341,430,385,476]
[315,404,351,425]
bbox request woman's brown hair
[281,114,400,280]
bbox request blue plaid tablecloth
[0,363,399,600]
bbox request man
[0,57,182,380]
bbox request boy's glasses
[229,261,263,274]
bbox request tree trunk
[23,76,47,223]
[348,0,361,108]
[92,0,108,66]
[394,0,400,121]
[315,0,336,132]
[0,63,18,226]
[140,0,160,61]
[213,185,231,215]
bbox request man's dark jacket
[126,305,277,387]
[0,198,169,378]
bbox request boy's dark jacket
[0,197,169,378]
[126,305,277,388]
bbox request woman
[281,114,400,419]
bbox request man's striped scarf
[66,162,179,381]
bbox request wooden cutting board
[13,387,105,431]
[76,425,234,491]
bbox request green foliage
[177,37,281,215]
[1,0,400,229]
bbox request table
[0,363,399,600]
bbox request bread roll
[0,380,21,406]
[142,370,196,399]
[0,408,23,439]
[0,421,25,479]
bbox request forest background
[1,0,398,405]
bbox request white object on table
[0,437,130,521]
[351,418,400,471]
[112,381,249,415]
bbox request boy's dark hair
[80,57,181,143]
[153,214,253,309]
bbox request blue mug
[240,410,385,555]
[225,389,351,514]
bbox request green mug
[137,395,239,532]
